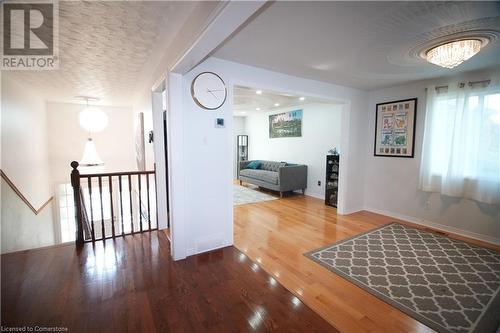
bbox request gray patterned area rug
[234,184,277,206]
[305,223,500,333]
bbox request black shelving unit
[237,135,248,178]
[325,154,339,208]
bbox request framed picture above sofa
[374,98,417,158]
[269,109,303,138]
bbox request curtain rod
[432,79,491,91]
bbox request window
[58,183,76,243]
[419,79,500,204]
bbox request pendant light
[77,97,108,169]
[80,138,104,167]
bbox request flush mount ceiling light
[274,103,280,107]
[413,31,494,69]
[256,90,262,95]
[426,39,482,69]
[299,97,305,101]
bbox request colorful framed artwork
[374,98,417,158]
[269,109,303,138]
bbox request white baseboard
[186,237,233,258]
[340,206,365,215]
[305,192,324,200]
[364,206,500,246]
[303,193,365,215]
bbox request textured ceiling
[3,1,200,106]
[215,1,500,90]
[233,85,340,116]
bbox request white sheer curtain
[419,77,500,205]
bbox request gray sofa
[238,160,307,197]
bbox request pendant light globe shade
[80,138,104,167]
[79,106,108,133]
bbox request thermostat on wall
[215,118,225,128]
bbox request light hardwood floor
[233,194,499,333]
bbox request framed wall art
[269,109,303,138]
[374,98,417,158]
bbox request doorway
[232,85,345,206]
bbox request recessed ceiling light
[426,39,482,69]
[274,103,280,107]
[299,97,305,101]
[256,107,261,111]
[241,111,247,114]
[256,90,262,95]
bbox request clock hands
[207,89,218,100]
[207,88,225,100]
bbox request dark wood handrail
[71,162,85,245]
[0,169,53,215]
[71,161,158,246]
[80,170,155,178]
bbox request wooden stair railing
[79,188,92,241]
[70,161,157,246]
[0,169,53,215]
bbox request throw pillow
[247,161,261,169]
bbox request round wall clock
[191,72,227,110]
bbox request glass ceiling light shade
[80,138,104,167]
[79,106,108,133]
[426,39,482,69]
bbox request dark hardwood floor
[1,231,336,333]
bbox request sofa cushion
[260,161,286,172]
[240,169,279,185]
[247,161,261,169]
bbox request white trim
[171,1,266,74]
[305,192,366,215]
[337,102,351,215]
[305,192,324,200]
[186,238,233,258]
[364,206,500,246]
[341,206,365,215]
[228,71,352,216]
[167,72,188,261]
[151,91,168,231]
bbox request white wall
[1,75,52,206]
[131,93,156,170]
[244,103,342,199]
[46,102,137,184]
[168,57,368,260]
[1,74,55,253]
[364,70,500,244]
[232,116,246,178]
[1,179,55,253]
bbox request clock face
[191,72,227,110]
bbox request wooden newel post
[71,161,84,246]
